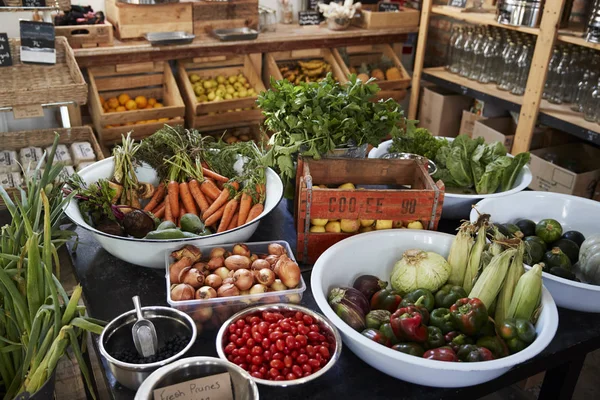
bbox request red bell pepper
[423,346,458,362]
[449,298,488,336]
[390,308,428,343]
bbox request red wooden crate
[295,156,445,264]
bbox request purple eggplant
[353,275,388,301]
[330,302,366,332]
[328,287,370,316]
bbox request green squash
[562,230,585,247]
[552,239,579,264]
[536,219,563,244]
[524,240,545,266]
[542,247,572,271]
[515,219,536,237]
[579,235,600,284]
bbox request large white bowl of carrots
[63,157,284,268]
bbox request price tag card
[299,10,322,26]
[152,372,234,400]
[447,0,467,8]
[19,20,55,64]
[13,104,44,119]
[377,2,401,12]
[0,33,12,67]
[22,0,46,7]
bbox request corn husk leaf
[468,248,516,309]
[463,225,487,293]
[507,263,543,322]
[447,222,474,286]
[495,242,525,325]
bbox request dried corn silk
[0,150,19,172]
[70,142,95,165]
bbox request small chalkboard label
[448,0,467,8]
[299,10,321,25]
[378,2,401,12]
[22,0,46,7]
[0,33,12,67]
[152,372,234,400]
[20,20,55,64]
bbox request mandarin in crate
[125,100,137,110]
[107,97,119,109]
[148,98,157,106]
[116,106,126,112]
[154,103,164,108]
[340,219,360,233]
[159,118,169,122]
[135,96,148,108]
[118,93,131,106]
[99,95,106,106]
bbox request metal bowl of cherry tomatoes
[215,303,342,386]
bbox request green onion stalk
[0,134,105,400]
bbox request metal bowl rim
[99,306,197,370]
[215,303,342,387]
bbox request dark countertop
[67,200,600,399]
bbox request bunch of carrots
[141,160,266,233]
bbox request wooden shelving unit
[431,6,540,35]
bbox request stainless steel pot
[496,0,543,28]
[135,357,259,400]
[587,0,600,43]
[381,152,438,176]
[99,306,197,391]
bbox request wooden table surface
[74,24,418,68]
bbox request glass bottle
[469,34,486,81]
[511,44,531,96]
[459,31,475,78]
[450,28,464,74]
[543,49,561,100]
[549,51,571,104]
[446,27,460,71]
[565,49,581,103]
[494,37,511,84]
[498,42,518,91]
[572,69,592,112]
[583,76,600,122]
[479,35,496,84]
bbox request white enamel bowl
[311,230,558,387]
[368,139,532,220]
[63,157,283,268]
[471,191,600,312]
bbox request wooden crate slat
[191,0,258,39]
[55,22,114,49]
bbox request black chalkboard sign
[307,0,320,11]
[378,2,401,12]
[22,0,46,7]
[299,11,321,25]
[448,0,467,8]
[0,33,12,67]
[20,21,55,64]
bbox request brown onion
[214,267,230,280]
[275,256,301,288]
[195,286,217,300]
[218,283,240,297]
[224,255,251,270]
[268,243,287,256]
[223,277,234,285]
[192,307,213,322]
[239,290,250,295]
[256,268,275,286]
[207,256,225,270]
[250,254,258,263]
[270,279,287,292]
[232,243,251,257]
[251,259,270,271]
[171,283,195,301]
[171,245,202,262]
[249,284,268,295]
[233,269,254,291]
[193,262,210,276]
[205,274,222,289]
[179,267,205,289]
[210,247,226,259]
[264,255,280,268]
[169,257,193,284]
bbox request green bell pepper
[400,289,435,312]
[430,308,454,334]
[498,318,537,354]
[380,322,400,345]
[434,284,468,308]
[392,343,425,357]
[425,326,445,349]
[478,317,497,338]
[449,298,489,336]
[365,310,391,330]
[457,344,494,362]
[370,289,402,312]
[444,331,474,353]
[476,336,509,359]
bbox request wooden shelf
[431,6,539,35]
[558,26,600,51]
[74,24,418,68]
[422,67,600,145]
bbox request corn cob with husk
[468,248,516,310]
[507,263,543,322]
[447,222,474,286]
[495,242,525,325]
[463,224,487,293]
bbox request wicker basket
[2,0,70,9]
[0,37,87,108]
[3,0,22,6]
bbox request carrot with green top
[165,198,174,223]
[228,211,240,230]
[179,181,197,215]
[205,204,226,227]
[218,197,239,233]
[168,181,180,219]
[202,167,229,183]
[143,182,165,212]
[189,179,209,213]
[203,185,234,220]
[200,180,221,201]
[237,192,252,227]
[245,203,264,224]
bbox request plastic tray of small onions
[166,240,306,331]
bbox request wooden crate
[0,37,87,108]
[189,0,259,39]
[200,124,269,146]
[354,8,420,30]
[295,157,445,263]
[88,61,185,146]
[0,126,104,209]
[263,48,348,89]
[176,55,265,131]
[105,0,193,39]
[55,22,114,49]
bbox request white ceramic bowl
[63,157,283,268]
[368,139,532,220]
[311,230,558,388]
[470,191,600,312]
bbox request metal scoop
[131,296,158,358]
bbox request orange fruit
[116,106,126,112]
[102,103,109,112]
[147,119,159,123]
[99,95,106,106]
[107,108,117,113]
[118,93,131,106]
[153,103,164,108]
[145,105,154,109]
[148,98,157,106]
[135,120,146,125]
[125,122,135,126]
[125,100,137,110]
[135,96,148,109]
[158,117,169,122]
[107,97,119,109]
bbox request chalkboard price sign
[22,0,46,7]
[0,33,12,67]
[299,10,321,25]
[448,0,467,8]
[20,21,56,64]
[378,2,401,12]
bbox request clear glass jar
[446,27,459,71]
[511,44,531,96]
[479,35,497,84]
[583,77,600,122]
[549,51,571,104]
[572,70,591,112]
[459,31,475,78]
[450,28,464,74]
[498,42,518,91]
[469,34,486,81]
[543,49,562,100]
[564,49,581,103]
[278,0,293,24]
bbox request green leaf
[501,152,530,192]
[475,156,513,194]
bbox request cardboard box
[418,86,472,137]
[529,143,600,198]
[472,118,546,152]
[459,110,486,137]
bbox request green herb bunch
[257,74,404,184]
